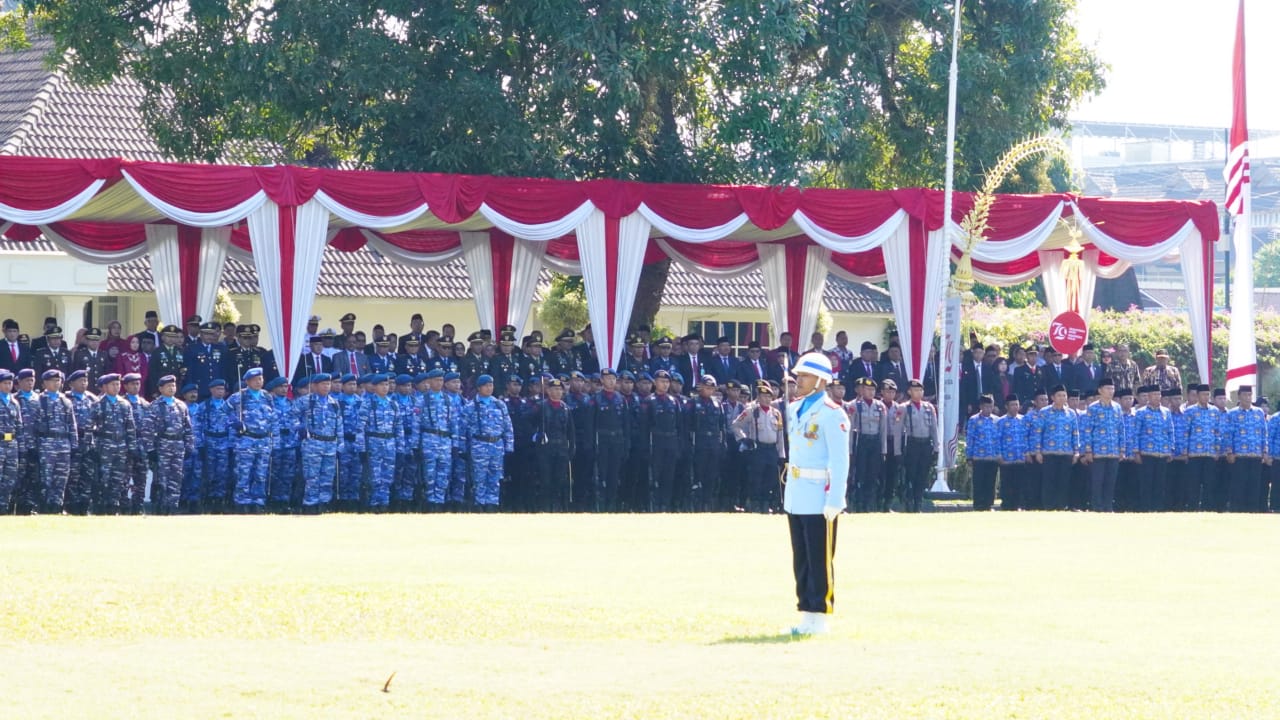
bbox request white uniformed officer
[783,352,850,636]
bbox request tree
[1254,239,1280,288]
[14,0,1105,329]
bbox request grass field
[1,512,1277,719]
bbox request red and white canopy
[0,157,1221,382]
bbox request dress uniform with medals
[148,325,187,397]
[782,353,849,636]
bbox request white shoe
[788,612,815,636]
[807,613,830,635]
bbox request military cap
[264,377,288,391]
[860,341,877,351]
[443,371,461,382]
[700,376,717,387]
[1212,387,1226,397]
[556,329,576,342]
[600,368,617,377]
[318,328,336,339]
[121,372,141,383]
[546,377,565,389]
[185,314,202,326]
[527,337,543,348]
[41,369,64,381]
[45,326,63,339]
[855,377,876,389]
[656,337,673,348]
[1116,388,1133,398]
[161,324,182,337]
[627,335,645,347]
[403,337,420,346]
[1161,388,1180,398]
[438,336,453,344]
[881,378,897,390]
[180,383,198,395]
[508,375,524,385]
[368,374,388,385]
[499,332,517,344]
[357,374,373,385]
[237,325,254,338]
[97,372,120,386]
[756,380,774,394]
[242,367,264,382]
[339,373,357,384]
[395,374,413,385]
[653,369,671,380]
[413,373,430,384]
[570,370,586,380]
[309,315,322,323]
[206,379,227,390]
[84,328,103,341]
[250,324,261,333]
[340,313,357,323]
[1049,384,1068,396]
[375,339,391,348]
[0,369,14,383]
[1238,384,1254,394]
[1004,393,1019,403]
[1097,377,1114,388]
[198,321,218,333]
[670,371,685,384]
[907,379,924,389]
[619,370,636,381]
[157,374,177,386]
[1082,343,1095,352]
[500,324,517,334]
[291,376,309,390]
[468,331,485,344]
[1154,349,1170,358]
[66,369,87,383]
[724,380,740,390]
[829,379,843,388]
[476,374,495,386]
[1,319,16,331]
[145,310,159,320]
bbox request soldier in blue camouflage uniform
[229,367,277,512]
[419,369,454,510]
[462,374,514,510]
[391,374,419,509]
[119,373,151,513]
[295,373,344,513]
[197,379,236,512]
[443,371,470,509]
[362,374,402,510]
[13,368,41,514]
[90,374,138,515]
[182,383,203,508]
[1134,385,1175,512]
[336,374,367,510]
[267,376,298,511]
[0,370,23,512]
[965,395,1001,511]
[1032,384,1080,511]
[35,369,78,514]
[64,370,97,515]
[147,375,196,514]
[1225,385,1268,512]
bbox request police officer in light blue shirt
[782,353,850,637]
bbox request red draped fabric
[663,240,760,267]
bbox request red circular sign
[1048,311,1089,356]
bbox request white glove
[822,505,841,522]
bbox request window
[95,296,120,329]
[686,321,770,355]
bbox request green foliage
[22,0,1104,191]
[211,288,240,325]
[0,6,29,52]
[537,274,589,336]
[971,278,1045,308]
[1253,240,1280,288]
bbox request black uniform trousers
[1228,456,1262,512]
[1212,458,1231,511]
[971,460,998,511]
[1186,456,1216,511]
[690,434,722,512]
[999,462,1023,510]
[536,443,572,512]
[851,436,884,512]
[1069,461,1090,510]
[1040,454,1073,511]
[1136,455,1168,512]
[594,431,627,511]
[1115,460,1139,512]
[1021,460,1042,510]
[1165,458,1190,511]
[788,513,837,614]
[650,433,679,511]
[881,446,901,511]
[720,444,746,510]
[902,437,934,513]
[1089,457,1119,512]
[744,442,779,512]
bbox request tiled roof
[1084,158,1280,212]
[1141,286,1280,313]
[661,267,893,314]
[0,35,177,161]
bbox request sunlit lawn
[0,511,1276,719]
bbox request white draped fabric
[0,180,106,225]
[480,201,594,242]
[145,224,184,328]
[638,204,749,243]
[313,189,428,230]
[794,208,907,253]
[460,231,496,333]
[758,244,832,355]
[359,230,466,266]
[121,170,265,227]
[757,244,790,343]
[881,220,946,381]
[1178,231,1212,383]
[576,209,652,370]
[951,201,1065,262]
[507,238,547,336]
[195,227,231,321]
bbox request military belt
[367,431,395,439]
[241,430,269,439]
[424,429,450,437]
[473,433,501,442]
[206,431,229,438]
[39,432,69,440]
[158,433,184,441]
[344,433,357,442]
[309,433,337,442]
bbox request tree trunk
[1092,268,1142,311]
[630,259,671,332]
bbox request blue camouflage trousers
[423,436,452,505]
[234,436,273,506]
[471,441,504,506]
[301,438,339,507]
[270,446,297,504]
[393,451,418,502]
[0,442,18,509]
[366,437,397,507]
[95,444,130,513]
[39,440,73,512]
[338,440,362,501]
[154,439,186,512]
[202,442,233,501]
[181,448,200,505]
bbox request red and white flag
[1224,0,1255,393]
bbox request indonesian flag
[1224,0,1255,394]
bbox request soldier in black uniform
[222,325,279,393]
[71,328,112,381]
[621,335,649,378]
[689,376,725,511]
[517,337,549,385]
[148,325,186,397]
[566,372,595,510]
[533,378,575,511]
[458,332,488,388]
[32,327,73,377]
[592,368,630,511]
[546,330,580,378]
[501,376,533,510]
[487,332,521,390]
[645,370,684,512]
[719,380,747,510]
[623,371,651,511]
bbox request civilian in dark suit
[397,313,427,355]
[843,341,880,387]
[735,341,770,387]
[332,343,371,377]
[674,334,715,393]
[0,319,31,372]
[706,336,740,386]
[1013,350,1042,405]
[1070,344,1102,394]
[876,343,909,388]
[1040,348,1072,393]
[293,336,333,384]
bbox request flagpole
[933,0,963,493]
[1224,0,1255,395]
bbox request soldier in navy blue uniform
[564,371,595,509]
[395,338,427,376]
[223,325,279,393]
[688,376,725,512]
[533,378,575,511]
[592,369,630,511]
[621,336,649,378]
[148,325,187,398]
[71,328,112,382]
[965,395,1001,510]
[516,338,548,389]
[624,372,652,511]
[32,327,73,379]
[487,332,522,390]
[647,337,677,377]
[183,322,227,399]
[501,376,535,510]
[718,380,747,509]
[645,370,683,512]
